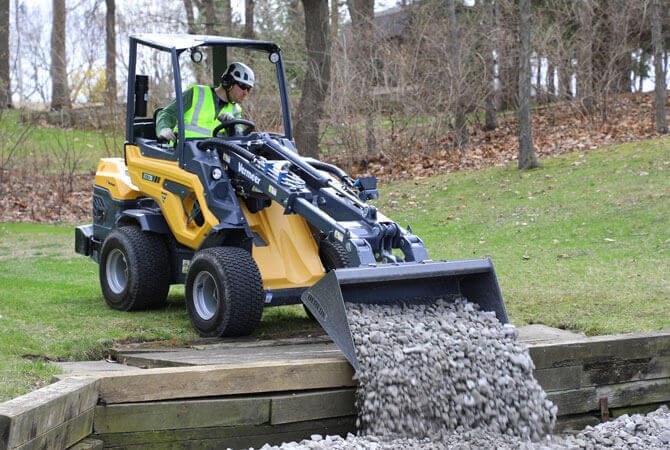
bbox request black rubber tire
[318,238,350,271]
[185,247,264,337]
[99,226,170,311]
[304,239,351,320]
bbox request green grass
[375,138,669,335]
[1,138,668,402]
[0,223,313,401]
[1,109,124,175]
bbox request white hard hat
[223,62,255,88]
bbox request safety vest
[180,85,242,138]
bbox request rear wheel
[99,226,170,311]
[304,239,351,319]
[185,247,264,337]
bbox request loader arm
[198,134,428,267]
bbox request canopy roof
[130,33,280,53]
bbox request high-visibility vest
[180,85,242,138]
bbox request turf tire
[185,247,264,337]
[99,226,170,311]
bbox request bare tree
[346,0,376,158]
[294,0,331,158]
[575,0,594,113]
[105,0,117,106]
[51,0,71,110]
[483,0,498,131]
[220,0,232,35]
[518,0,538,170]
[446,0,467,147]
[244,0,255,39]
[0,0,10,109]
[650,0,667,134]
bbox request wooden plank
[581,355,670,387]
[116,342,343,369]
[533,365,582,392]
[94,416,355,448]
[528,332,670,370]
[554,413,600,433]
[547,387,598,416]
[271,388,356,425]
[94,397,271,433]
[535,355,670,392]
[15,407,94,450]
[68,438,104,450]
[597,378,670,408]
[92,359,355,404]
[0,376,99,449]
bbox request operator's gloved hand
[217,112,234,122]
[158,127,176,143]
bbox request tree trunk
[0,0,10,109]
[184,0,197,34]
[497,0,517,110]
[221,0,232,35]
[651,0,667,134]
[347,0,377,158]
[105,0,117,107]
[294,0,331,158]
[201,0,216,34]
[576,0,593,113]
[12,0,22,103]
[518,0,538,170]
[330,0,338,46]
[483,0,498,130]
[535,53,542,103]
[546,59,555,99]
[244,0,255,39]
[50,0,70,111]
[446,0,467,147]
[558,57,572,100]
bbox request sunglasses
[237,83,252,92]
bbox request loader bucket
[301,258,507,373]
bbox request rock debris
[252,299,669,449]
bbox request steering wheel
[213,119,256,137]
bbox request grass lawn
[1,137,668,402]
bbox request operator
[156,61,254,142]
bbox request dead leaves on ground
[0,93,666,224]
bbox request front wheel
[99,226,170,311]
[185,247,264,337]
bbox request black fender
[117,209,170,234]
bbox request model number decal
[142,172,160,183]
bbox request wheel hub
[106,248,129,294]
[193,271,219,320]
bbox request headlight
[211,168,223,180]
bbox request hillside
[0,92,666,224]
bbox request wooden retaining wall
[530,331,670,432]
[1,331,668,449]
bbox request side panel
[125,145,218,250]
[92,159,143,242]
[242,202,325,291]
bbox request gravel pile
[347,298,555,442]
[252,298,669,449]
[549,405,670,449]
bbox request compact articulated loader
[75,34,508,372]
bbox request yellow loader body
[94,147,325,292]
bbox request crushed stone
[250,299,669,449]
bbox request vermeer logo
[237,163,261,185]
[142,172,160,183]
